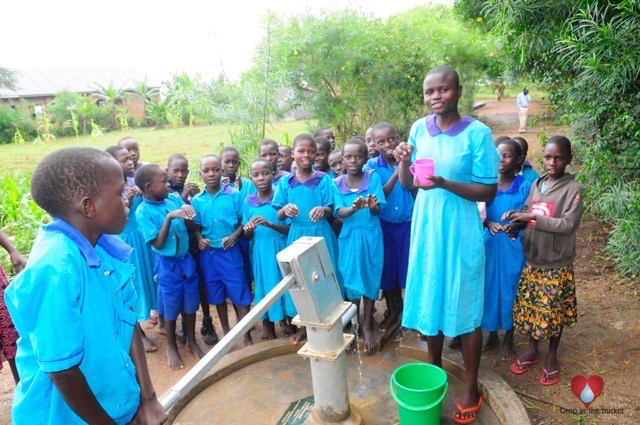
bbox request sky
[1,0,451,83]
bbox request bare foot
[502,344,517,362]
[290,328,307,344]
[261,328,271,340]
[377,312,399,334]
[362,326,379,353]
[142,332,157,352]
[185,340,204,361]
[155,323,167,336]
[244,333,254,346]
[279,320,295,337]
[482,331,498,352]
[167,345,184,370]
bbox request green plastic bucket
[390,363,448,425]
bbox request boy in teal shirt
[5,147,165,424]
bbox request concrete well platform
[167,331,529,425]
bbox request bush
[0,105,38,144]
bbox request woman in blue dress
[243,159,293,340]
[106,146,158,352]
[332,138,386,352]
[481,140,531,361]
[273,133,342,344]
[395,65,499,425]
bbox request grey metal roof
[0,67,160,99]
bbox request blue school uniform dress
[242,193,294,321]
[402,115,499,337]
[520,160,540,184]
[273,170,290,187]
[136,194,199,321]
[481,175,531,332]
[363,155,414,290]
[192,185,253,307]
[5,219,140,424]
[333,170,387,301]
[273,170,343,295]
[119,178,157,322]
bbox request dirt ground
[0,97,638,424]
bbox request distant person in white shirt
[516,88,531,133]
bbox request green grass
[0,121,309,173]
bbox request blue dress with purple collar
[332,170,386,301]
[242,194,294,321]
[482,175,531,332]
[119,177,157,321]
[272,170,343,295]
[402,115,500,337]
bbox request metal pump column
[277,237,358,424]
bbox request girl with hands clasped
[273,134,342,344]
[332,138,386,353]
[480,140,531,362]
[243,159,292,340]
[394,65,499,424]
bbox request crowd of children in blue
[0,65,583,424]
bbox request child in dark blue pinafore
[512,136,540,184]
[481,140,531,361]
[273,133,342,344]
[333,138,386,353]
[243,159,293,340]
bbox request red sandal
[452,396,483,424]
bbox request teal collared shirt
[5,219,140,424]
[192,185,243,249]
[136,193,190,257]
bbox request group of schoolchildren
[0,115,582,424]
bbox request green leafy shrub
[0,105,38,144]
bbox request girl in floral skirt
[503,136,583,386]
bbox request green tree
[0,68,17,90]
[93,83,129,130]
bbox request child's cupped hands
[309,206,325,222]
[394,142,414,163]
[351,196,367,210]
[185,182,200,197]
[283,203,299,218]
[366,194,378,210]
[486,221,505,235]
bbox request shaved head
[424,65,460,88]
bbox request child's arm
[49,368,116,424]
[382,169,399,197]
[150,205,195,250]
[0,230,26,273]
[367,194,381,215]
[222,220,243,250]
[130,325,167,424]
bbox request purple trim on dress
[376,155,388,168]
[288,169,326,189]
[247,193,274,207]
[336,170,372,195]
[425,114,475,137]
[501,174,525,195]
[273,170,290,185]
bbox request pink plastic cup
[409,158,436,186]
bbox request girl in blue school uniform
[259,139,290,186]
[481,139,531,361]
[512,137,540,184]
[192,155,254,346]
[333,138,386,353]
[106,146,158,353]
[243,159,294,340]
[273,133,342,344]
